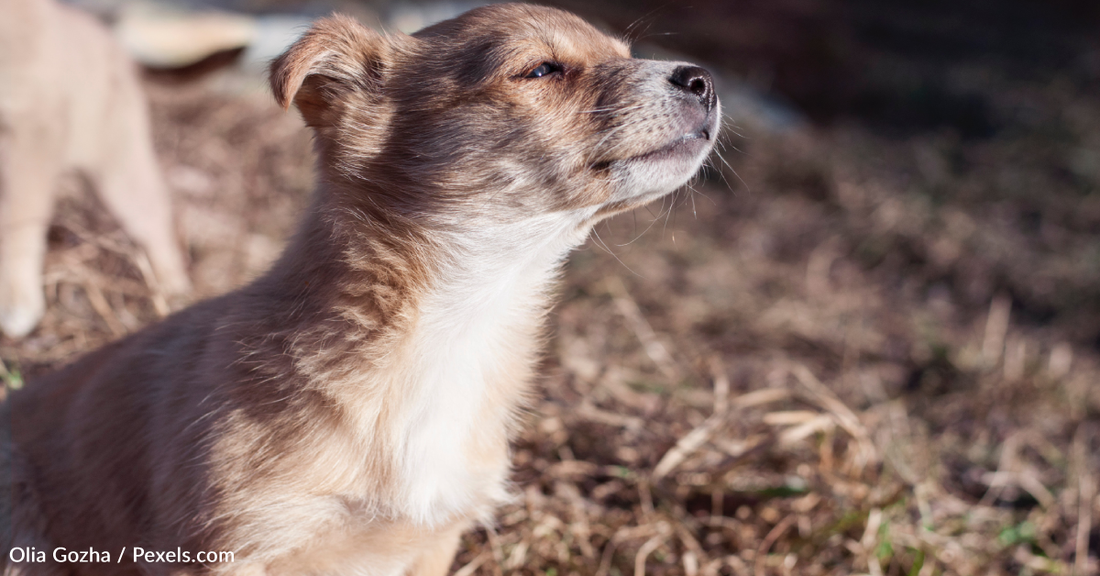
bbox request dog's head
[271,4,719,227]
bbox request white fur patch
[391,209,596,526]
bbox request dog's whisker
[577,104,647,115]
[591,226,644,277]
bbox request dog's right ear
[270,15,391,127]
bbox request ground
[1,2,1098,575]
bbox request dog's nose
[670,65,716,111]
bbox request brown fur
[2,5,718,575]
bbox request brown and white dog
[1,4,718,575]
[0,0,190,338]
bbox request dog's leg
[92,102,191,298]
[0,131,59,338]
[405,524,467,576]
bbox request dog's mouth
[599,108,718,171]
[625,126,713,164]
[587,105,719,178]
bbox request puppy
[0,0,190,338]
[2,4,718,575]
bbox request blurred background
[1,0,1099,574]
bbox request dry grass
[1,65,1097,576]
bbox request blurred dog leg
[0,129,61,338]
[406,523,468,576]
[91,95,191,297]
[60,4,190,299]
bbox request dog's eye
[525,62,562,78]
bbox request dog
[0,0,191,339]
[2,4,718,574]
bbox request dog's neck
[248,183,597,524]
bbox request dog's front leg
[90,100,191,298]
[405,523,468,576]
[0,128,61,338]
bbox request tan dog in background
[3,4,718,575]
[0,0,190,338]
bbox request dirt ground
[2,2,1099,575]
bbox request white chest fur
[385,211,594,526]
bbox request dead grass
[1,66,1097,576]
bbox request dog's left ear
[270,15,396,127]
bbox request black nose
[670,65,716,111]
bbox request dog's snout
[670,65,716,111]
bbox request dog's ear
[270,15,392,126]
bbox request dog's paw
[140,241,192,297]
[0,280,45,338]
[155,265,192,297]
